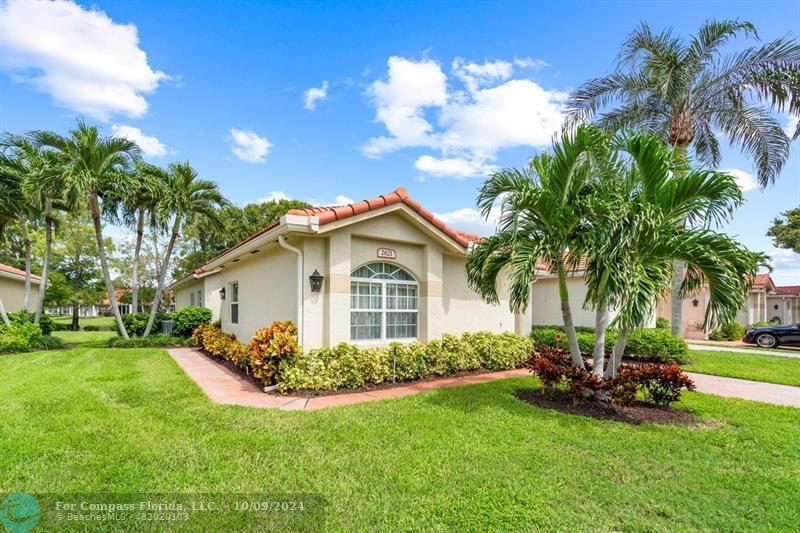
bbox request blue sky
[0,0,798,283]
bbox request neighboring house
[656,273,800,339]
[169,188,532,349]
[0,262,40,313]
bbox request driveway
[688,343,800,359]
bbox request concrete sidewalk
[168,348,800,410]
[688,343,800,359]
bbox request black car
[742,323,800,348]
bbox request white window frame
[229,282,239,324]
[197,290,203,307]
[350,263,418,343]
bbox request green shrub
[0,322,45,353]
[748,321,774,328]
[8,310,55,336]
[118,312,169,336]
[107,335,194,348]
[655,317,670,330]
[172,306,212,337]
[532,324,596,334]
[530,327,616,355]
[278,331,534,392]
[708,321,745,341]
[52,321,73,331]
[624,329,688,363]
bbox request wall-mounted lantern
[692,298,699,307]
[219,287,226,300]
[309,269,324,292]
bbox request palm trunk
[0,296,9,325]
[592,305,609,378]
[21,221,32,312]
[131,210,145,314]
[557,263,585,369]
[89,193,129,340]
[604,328,631,379]
[143,214,181,337]
[34,200,53,323]
[669,143,688,338]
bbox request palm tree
[142,162,226,337]
[565,20,800,336]
[0,147,40,312]
[465,125,611,369]
[31,122,141,339]
[583,132,763,378]
[3,134,72,323]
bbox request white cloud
[785,114,799,138]
[414,155,496,179]
[435,205,501,237]
[723,168,758,192]
[362,55,566,178]
[362,56,448,158]
[763,248,800,286]
[111,125,166,157]
[513,57,548,70]
[230,129,272,163]
[256,191,289,203]
[303,80,329,111]
[452,58,512,93]
[0,0,167,120]
[334,195,355,205]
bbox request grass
[1,345,799,530]
[51,315,116,328]
[686,349,800,387]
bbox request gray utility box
[161,320,175,336]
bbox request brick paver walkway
[168,348,800,410]
[168,347,528,411]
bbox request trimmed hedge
[708,322,746,341]
[278,331,534,392]
[118,312,170,337]
[655,317,670,330]
[107,335,195,348]
[529,326,688,364]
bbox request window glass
[350,263,417,341]
[230,282,239,324]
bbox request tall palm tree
[0,172,18,325]
[31,122,141,339]
[465,125,611,369]
[3,134,71,323]
[0,147,40,312]
[143,162,226,337]
[565,20,800,336]
[583,132,763,378]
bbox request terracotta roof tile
[752,273,774,290]
[0,262,41,281]
[775,285,800,296]
[288,187,479,248]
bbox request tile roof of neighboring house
[288,187,483,248]
[752,273,774,291]
[534,255,590,274]
[0,262,41,282]
[775,285,800,296]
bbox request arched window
[351,262,418,341]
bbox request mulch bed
[514,389,700,426]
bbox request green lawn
[685,349,800,387]
[1,346,799,530]
[51,315,116,328]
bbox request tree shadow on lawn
[417,375,707,428]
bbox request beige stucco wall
[175,280,203,309]
[174,273,225,322]
[215,243,298,343]
[766,295,799,325]
[0,276,39,313]
[530,276,614,329]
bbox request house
[169,188,532,349]
[0,262,40,314]
[655,273,800,339]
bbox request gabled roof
[775,285,800,296]
[0,262,41,282]
[752,273,775,292]
[288,187,482,248]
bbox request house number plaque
[377,248,397,259]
